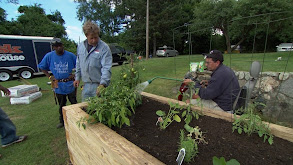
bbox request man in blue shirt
[183,50,240,113]
[73,21,112,101]
[38,38,77,128]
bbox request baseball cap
[51,38,62,46]
[204,50,224,62]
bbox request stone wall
[235,71,293,127]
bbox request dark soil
[112,97,293,165]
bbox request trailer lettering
[0,44,23,53]
[0,54,25,61]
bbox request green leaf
[82,123,86,129]
[268,136,273,145]
[238,128,242,134]
[264,135,268,142]
[116,116,120,123]
[173,115,181,122]
[111,114,115,124]
[167,118,172,122]
[124,117,130,126]
[156,110,165,116]
[185,115,192,125]
[212,156,226,165]
[98,114,103,122]
[226,159,240,165]
[182,110,186,117]
[184,124,193,133]
[243,127,248,133]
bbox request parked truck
[0,35,53,81]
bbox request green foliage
[180,84,201,125]
[84,81,141,128]
[212,156,240,165]
[232,103,274,145]
[119,53,144,89]
[178,125,207,163]
[156,101,183,129]
[178,129,198,163]
[80,54,143,128]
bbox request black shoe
[56,123,64,128]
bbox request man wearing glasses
[183,50,240,113]
[38,38,77,128]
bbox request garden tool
[136,76,183,94]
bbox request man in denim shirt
[74,21,112,101]
[183,50,240,113]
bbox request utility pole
[146,0,149,60]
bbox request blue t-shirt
[38,50,76,94]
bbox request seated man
[183,50,240,113]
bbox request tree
[76,0,124,42]
[16,4,67,38]
[192,0,293,53]
[75,0,198,55]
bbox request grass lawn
[0,51,292,164]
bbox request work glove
[96,84,105,96]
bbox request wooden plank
[141,92,293,143]
[63,103,165,165]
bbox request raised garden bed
[63,92,293,165]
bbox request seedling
[233,103,273,145]
[178,125,208,163]
[212,156,240,165]
[156,101,182,129]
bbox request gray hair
[83,21,100,36]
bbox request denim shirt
[75,39,112,86]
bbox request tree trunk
[223,27,231,54]
[153,36,156,57]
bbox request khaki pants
[190,99,232,114]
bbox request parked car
[108,43,128,65]
[156,45,178,57]
[276,43,293,52]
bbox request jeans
[82,82,99,102]
[56,90,77,124]
[0,107,18,145]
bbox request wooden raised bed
[63,92,293,165]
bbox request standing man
[183,50,240,113]
[73,21,112,101]
[0,84,27,150]
[38,38,77,128]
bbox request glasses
[51,38,62,45]
[205,60,215,65]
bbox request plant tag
[176,148,185,165]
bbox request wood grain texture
[63,99,164,165]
